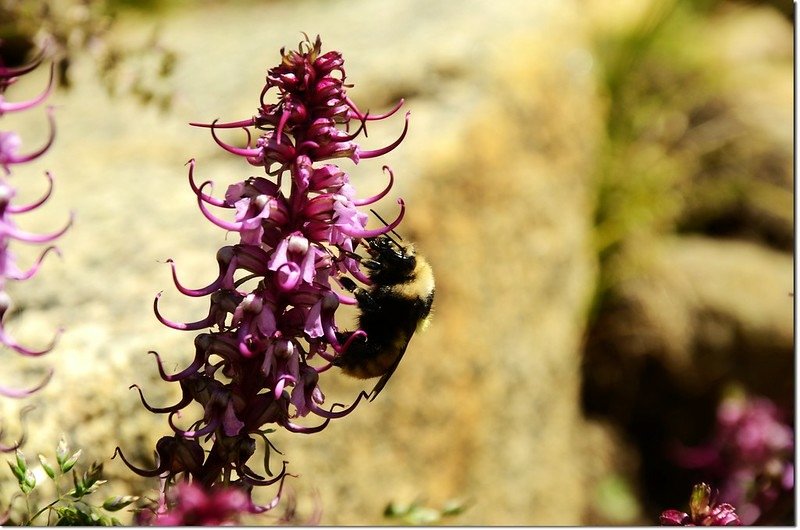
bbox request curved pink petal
[0,368,53,398]
[9,245,60,281]
[338,198,405,238]
[0,63,54,115]
[357,111,410,160]
[4,211,72,244]
[8,171,54,214]
[187,159,227,207]
[352,165,395,206]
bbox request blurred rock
[586,236,792,400]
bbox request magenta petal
[0,368,53,398]
[196,181,245,232]
[153,292,217,331]
[353,165,394,206]
[0,63,55,115]
[208,120,261,158]
[167,258,223,297]
[357,111,410,160]
[187,159,228,207]
[338,198,405,238]
[8,171,54,214]
[0,326,61,357]
[9,245,60,281]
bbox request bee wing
[368,328,414,402]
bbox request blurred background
[0,0,793,525]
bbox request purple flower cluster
[0,48,70,410]
[118,35,409,517]
[660,483,741,526]
[672,393,794,524]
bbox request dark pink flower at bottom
[660,483,741,526]
[138,482,251,526]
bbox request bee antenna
[369,208,404,243]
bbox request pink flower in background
[0,45,69,411]
[672,393,794,524]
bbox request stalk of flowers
[0,45,70,444]
[670,393,794,524]
[117,35,410,517]
[660,483,741,526]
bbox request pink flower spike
[353,165,395,206]
[0,368,53,398]
[357,111,410,160]
[8,171,54,214]
[0,63,55,115]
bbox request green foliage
[4,436,137,526]
[587,0,756,320]
[384,498,469,526]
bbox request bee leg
[353,288,379,312]
[340,276,358,292]
[339,276,379,311]
[361,259,382,271]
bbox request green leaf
[20,468,36,494]
[102,495,138,512]
[8,453,35,494]
[84,462,104,489]
[56,436,70,467]
[15,450,27,474]
[60,449,82,474]
[406,506,440,526]
[84,479,107,496]
[55,503,106,526]
[39,454,57,480]
[7,459,26,484]
[71,468,86,498]
[441,499,468,517]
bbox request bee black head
[362,235,417,286]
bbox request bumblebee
[334,235,435,400]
